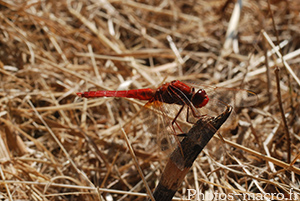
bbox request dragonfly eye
[192,89,209,108]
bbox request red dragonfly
[77,80,257,134]
[77,80,210,133]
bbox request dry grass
[0,0,300,200]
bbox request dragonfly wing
[210,87,257,108]
[182,81,258,131]
[184,81,258,108]
[144,101,184,153]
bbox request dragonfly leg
[186,106,207,124]
[171,105,185,134]
[169,84,201,122]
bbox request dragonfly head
[192,89,209,108]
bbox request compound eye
[192,89,209,108]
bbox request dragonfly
[77,80,257,152]
[76,80,257,166]
[77,80,210,133]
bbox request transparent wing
[181,81,258,131]
[186,82,258,108]
[182,81,257,117]
[144,101,191,154]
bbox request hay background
[0,0,299,200]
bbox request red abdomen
[77,88,156,101]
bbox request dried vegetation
[0,0,300,200]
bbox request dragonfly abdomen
[77,88,156,101]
